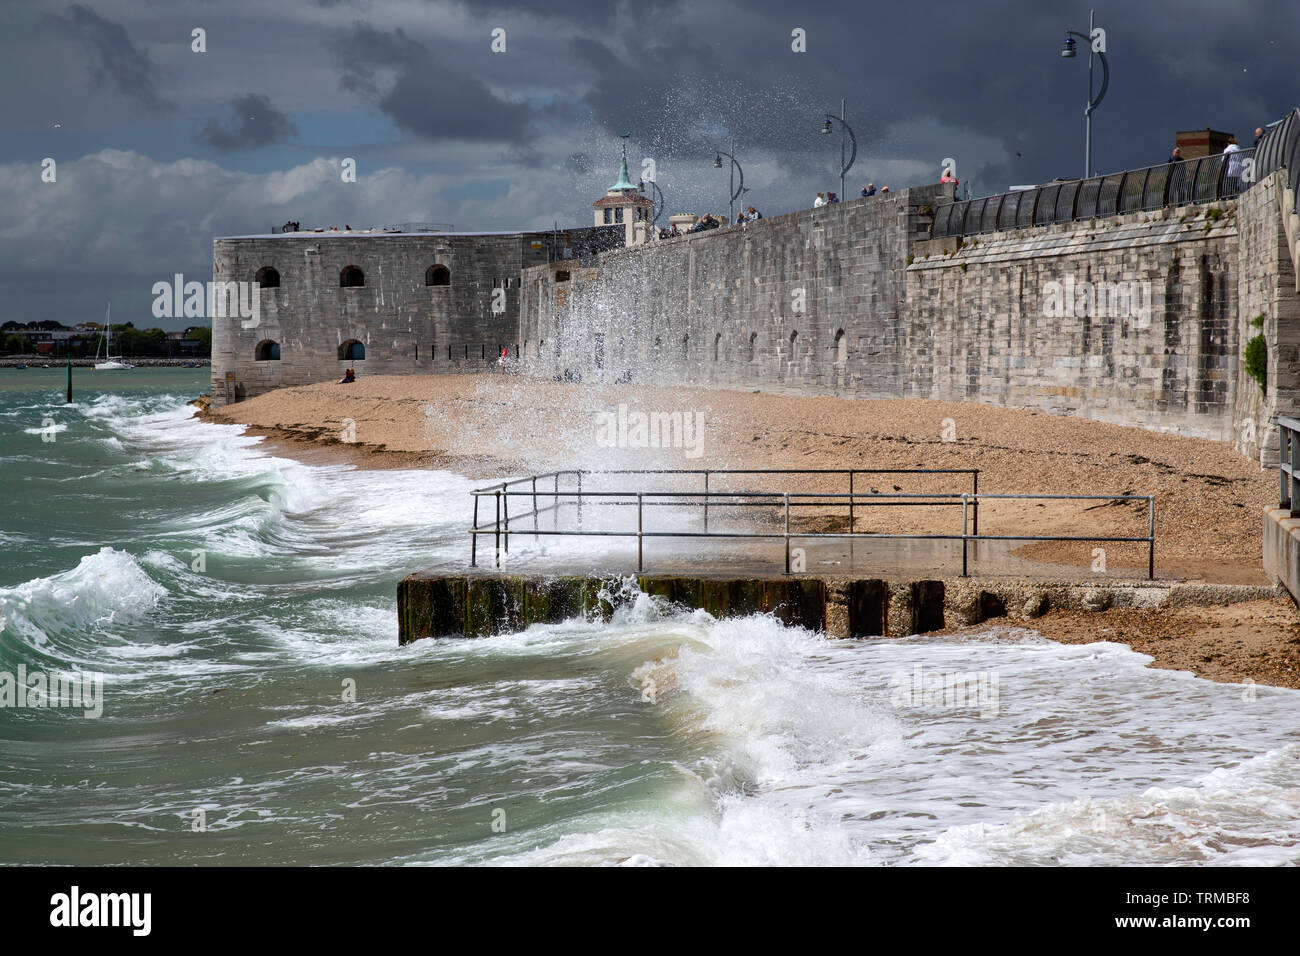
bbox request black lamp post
[819,99,857,201]
[1060,9,1109,178]
[638,178,664,228]
[712,137,744,225]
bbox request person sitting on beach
[339,368,355,384]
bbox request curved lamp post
[1060,10,1109,178]
[820,100,857,201]
[638,178,664,228]
[712,138,745,224]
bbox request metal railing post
[703,470,710,532]
[577,470,584,526]
[972,471,979,536]
[784,492,791,573]
[502,482,510,554]
[471,493,479,566]
[961,493,969,577]
[1147,496,1155,580]
[848,470,855,532]
[1280,425,1290,509]
[1291,426,1300,517]
[637,492,644,573]
[494,490,501,568]
[554,473,560,530]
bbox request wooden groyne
[397,571,1277,644]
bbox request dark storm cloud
[555,0,1300,197]
[197,94,300,152]
[333,23,534,144]
[45,3,173,111]
[7,0,1300,328]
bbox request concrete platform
[1263,506,1300,602]
[397,569,1277,644]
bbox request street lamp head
[713,154,723,168]
[1061,35,1077,57]
[821,119,833,134]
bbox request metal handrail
[931,147,1257,240]
[1278,416,1300,514]
[467,470,1155,579]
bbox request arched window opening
[340,266,365,288]
[339,339,365,361]
[835,329,847,365]
[748,332,758,363]
[426,265,450,286]
[255,267,280,289]
[712,332,722,362]
[255,339,280,361]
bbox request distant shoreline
[0,358,210,368]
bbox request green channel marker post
[65,357,72,403]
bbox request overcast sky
[2,0,1295,329]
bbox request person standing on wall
[1223,135,1244,194]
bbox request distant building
[1175,128,1234,159]
[592,144,655,246]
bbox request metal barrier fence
[1278,416,1300,514]
[931,148,1255,239]
[1254,108,1300,217]
[467,469,1155,579]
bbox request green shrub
[1245,334,1267,392]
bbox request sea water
[1,368,1298,866]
